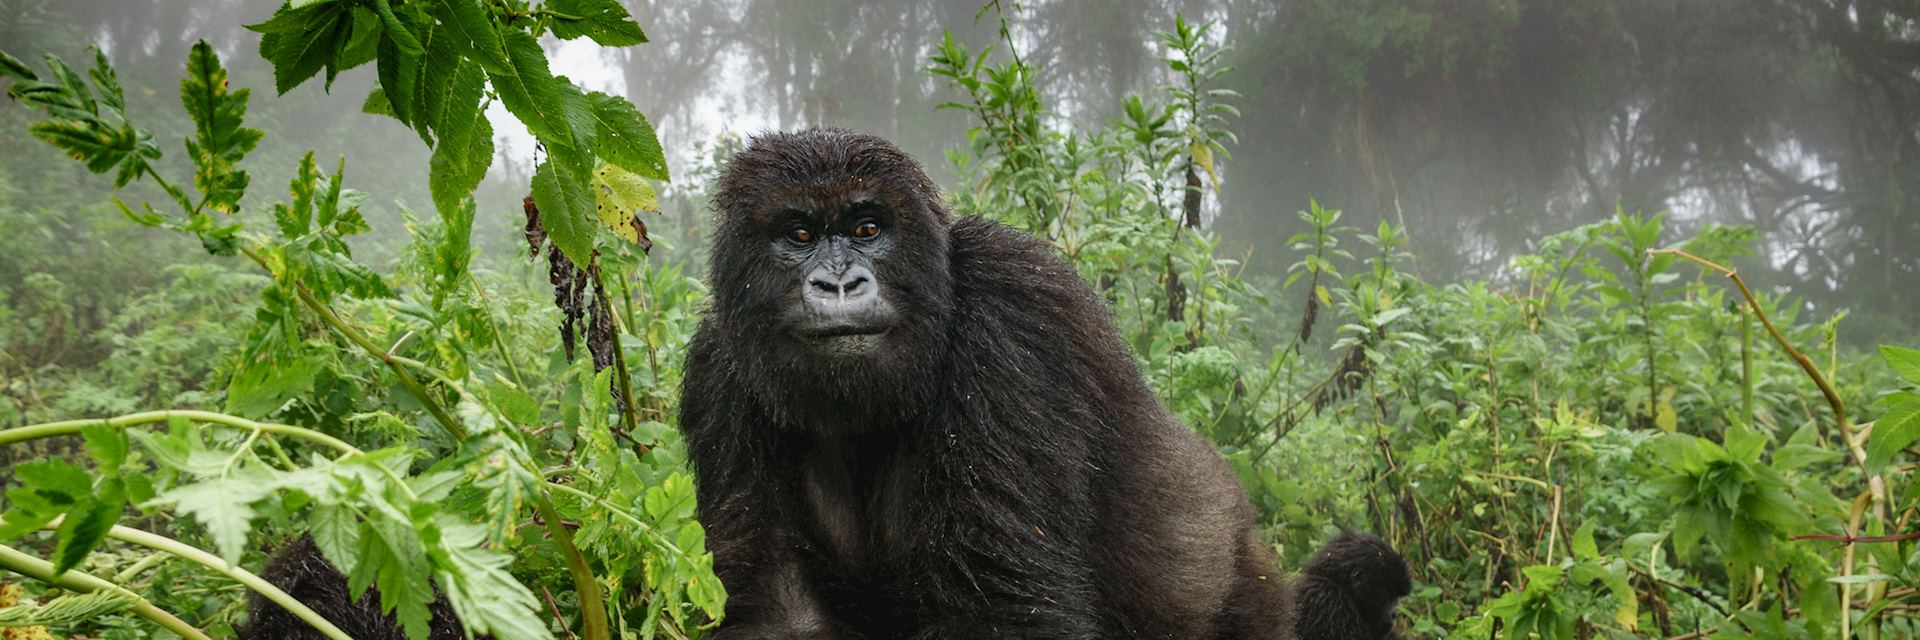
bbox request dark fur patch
[1292,532,1413,639]
[238,537,477,640]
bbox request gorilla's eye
[853,221,881,239]
[787,227,815,244]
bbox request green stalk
[0,543,211,640]
[469,271,529,390]
[535,492,609,639]
[1740,303,1754,429]
[237,247,465,440]
[291,284,467,440]
[56,521,354,640]
[0,410,356,454]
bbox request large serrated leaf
[586,90,669,180]
[1866,395,1920,470]
[548,0,648,46]
[434,0,510,74]
[428,62,492,217]
[488,28,573,143]
[531,149,598,268]
[258,3,348,94]
[1882,345,1920,385]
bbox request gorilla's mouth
[799,324,891,356]
[803,324,891,339]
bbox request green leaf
[487,27,573,143]
[484,383,540,425]
[531,148,598,268]
[86,47,125,113]
[81,422,128,473]
[548,0,649,46]
[1882,345,1920,385]
[586,90,668,180]
[431,516,554,639]
[1771,443,1841,472]
[0,49,35,81]
[0,459,94,541]
[147,474,273,563]
[352,518,435,639]
[376,33,421,127]
[226,353,324,417]
[254,3,350,94]
[181,40,262,214]
[434,0,510,74]
[310,503,361,571]
[373,0,424,55]
[1571,521,1599,560]
[53,478,125,575]
[1866,395,1920,470]
[272,152,322,238]
[428,62,493,216]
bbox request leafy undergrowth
[0,6,1917,640]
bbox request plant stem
[1740,304,1754,429]
[534,492,609,640]
[0,542,212,640]
[63,521,355,640]
[591,269,642,438]
[470,271,529,390]
[0,410,357,455]
[292,284,467,440]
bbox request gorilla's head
[709,129,955,430]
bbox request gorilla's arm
[1291,532,1412,640]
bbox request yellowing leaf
[1191,141,1220,191]
[592,163,657,247]
[1315,284,1332,308]
[1655,401,1678,433]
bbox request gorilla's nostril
[810,278,841,294]
[843,276,870,295]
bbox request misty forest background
[0,0,1918,639]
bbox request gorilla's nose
[808,265,876,303]
[800,264,895,340]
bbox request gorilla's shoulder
[943,215,1131,365]
[946,216,1095,304]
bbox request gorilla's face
[710,130,955,429]
[764,194,902,358]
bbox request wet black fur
[238,536,477,640]
[683,128,1410,639]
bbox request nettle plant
[0,2,718,639]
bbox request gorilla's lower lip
[801,325,891,339]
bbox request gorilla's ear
[1304,532,1412,609]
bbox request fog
[4,0,1916,339]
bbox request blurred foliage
[0,5,1918,640]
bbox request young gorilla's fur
[681,128,1410,639]
[238,537,478,640]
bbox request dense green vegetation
[0,2,1916,640]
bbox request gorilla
[680,128,1410,639]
